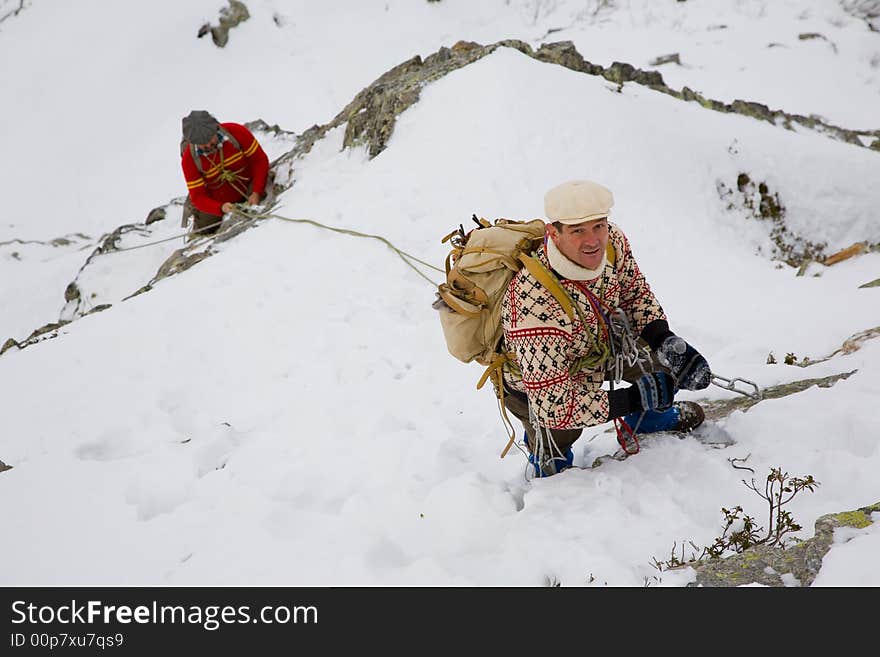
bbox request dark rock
[84,304,112,316]
[729,99,774,123]
[720,174,827,267]
[64,282,80,303]
[535,41,590,72]
[650,53,681,66]
[423,46,453,67]
[607,61,666,87]
[495,39,533,56]
[154,249,213,281]
[680,86,701,102]
[145,207,166,225]
[3,320,72,355]
[198,0,250,48]
[244,119,297,139]
[798,32,837,52]
[604,61,636,84]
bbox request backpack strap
[217,126,241,151]
[519,253,575,320]
[474,353,519,458]
[188,142,204,176]
[185,126,243,177]
[438,269,488,318]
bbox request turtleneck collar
[545,235,607,281]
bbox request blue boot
[623,401,705,434]
[524,431,574,477]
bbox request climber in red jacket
[180,110,270,236]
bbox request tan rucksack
[436,217,580,455]
[437,217,574,362]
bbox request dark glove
[629,371,675,412]
[656,335,711,390]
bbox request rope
[249,208,443,285]
[602,302,650,456]
[105,229,208,253]
[202,141,250,197]
[526,398,569,479]
[91,205,444,287]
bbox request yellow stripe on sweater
[202,152,244,177]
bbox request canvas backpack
[436,215,615,457]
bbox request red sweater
[181,122,269,216]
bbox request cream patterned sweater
[501,223,666,429]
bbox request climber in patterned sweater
[500,179,712,477]
[180,110,270,236]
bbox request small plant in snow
[651,468,820,572]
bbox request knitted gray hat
[182,110,219,144]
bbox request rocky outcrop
[0,233,91,251]
[136,212,261,291]
[715,170,878,268]
[272,39,878,174]
[840,0,880,31]
[197,0,250,48]
[716,173,830,267]
[272,40,497,164]
[700,369,857,421]
[687,502,880,586]
[58,223,156,320]
[0,0,26,25]
[796,326,880,367]
[530,40,878,148]
[1,319,69,355]
[699,325,880,420]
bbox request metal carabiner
[710,373,763,401]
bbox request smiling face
[547,217,609,270]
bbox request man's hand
[221,202,235,214]
[631,371,675,412]
[247,192,260,205]
[656,335,711,390]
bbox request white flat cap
[544,179,614,224]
